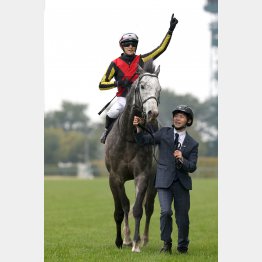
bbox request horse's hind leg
[109,176,124,248]
[142,185,157,246]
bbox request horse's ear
[137,65,145,75]
[155,65,160,76]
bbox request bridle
[133,72,160,121]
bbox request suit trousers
[157,180,190,249]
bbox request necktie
[174,133,179,149]
[174,133,182,169]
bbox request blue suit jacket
[135,127,199,190]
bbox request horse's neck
[119,101,134,139]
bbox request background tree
[45,101,90,132]
[196,96,218,156]
[44,90,218,165]
[44,128,63,164]
[44,128,87,164]
[45,101,96,164]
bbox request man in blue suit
[133,105,199,254]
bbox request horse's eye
[141,85,145,89]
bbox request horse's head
[133,63,161,123]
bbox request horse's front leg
[120,184,132,246]
[142,183,157,246]
[132,175,149,252]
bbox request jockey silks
[113,55,140,97]
[99,31,173,97]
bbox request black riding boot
[160,241,172,254]
[100,115,115,144]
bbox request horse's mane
[142,59,155,74]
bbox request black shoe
[100,129,108,144]
[177,247,188,254]
[160,241,172,254]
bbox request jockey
[99,14,179,144]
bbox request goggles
[122,41,138,48]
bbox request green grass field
[45,177,217,262]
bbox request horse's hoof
[115,239,123,249]
[123,241,132,247]
[132,246,141,252]
[141,236,149,247]
[132,242,141,252]
[116,243,123,249]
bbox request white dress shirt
[174,129,186,148]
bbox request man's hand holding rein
[133,116,143,133]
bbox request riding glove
[169,13,178,32]
[115,79,132,88]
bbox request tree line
[45,90,217,164]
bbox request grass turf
[45,177,217,261]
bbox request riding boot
[160,241,172,254]
[100,115,116,144]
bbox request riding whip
[98,95,117,115]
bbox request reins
[135,121,159,164]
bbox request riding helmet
[172,105,194,126]
[119,33,139,45]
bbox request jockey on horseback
[99,13,179,144]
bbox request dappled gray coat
[135,127,199,190]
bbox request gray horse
[105,61,161,252]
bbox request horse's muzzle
[147,110,159,121]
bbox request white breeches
[107,97,126,118]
